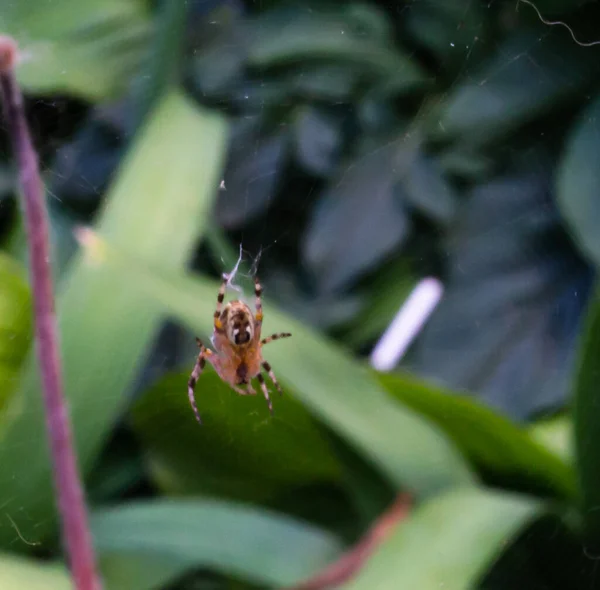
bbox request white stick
[370,277,444,372]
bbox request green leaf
[2,1,151,101]
[405,0,487,77]
[130,372,341,501]
[378,372,575,500]
[341,487,542,590]
[431,31,599,144]
[92,499,344,589]
[411,172,592,419]
[556,92,600,266]
[75,230,476,497]
[247,5,426,92]
[338,258,415,349]
[0,252,32,412]
[397,149,458,225]
[0,553,69,590]
[572,286,600,544]
[528,415,572,465]
[0,91,227,548]
[293,105,344,177]
[303,141,410,293]
[215,118,288,229]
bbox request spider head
[223,302,254,346]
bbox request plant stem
[289,494,411,589]
[0,37,102,590]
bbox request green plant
[1,1,600,589]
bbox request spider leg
[214,276,228,332]
[254,277,263,325]
[256,373,273,415]
[262,360,283,396]
[260,332,292,346]
[188,341,213,424]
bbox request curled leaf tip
[0,37,17,74]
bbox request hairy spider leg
[214,276,228,331]
[260,332,292,346]
[188,338,214,424]
[262,360,283,396]
[254,277,263,324]
[256,373,273,414]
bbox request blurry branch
[0,37,102,590]
[135,0,190,128]
[288,494,411,590]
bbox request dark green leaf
[572,286,600,545]
[261,269,362,330]
[215,118,288,229]
[92,500,344,589]
[131,372,341,501]
[412,172,593,419]
[48,103,131,216]
[438,143,495,181]
[430,31,599,144]
[288,64,359,101]
[397,150,458,225]
[342,487,542,590]
[303,141,410,293]
[76,230,476,497]
[293,106,345,177]
[246,5,426,92]
[405,0,486,76]
[378,372,575,500]
[556,92,600,266]
[0,92,228,548]
[339,258,416,349]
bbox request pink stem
[289,494,411,589]
[0,37,102,590]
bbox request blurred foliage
[1,0,600,588]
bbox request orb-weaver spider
[187,276,291,423]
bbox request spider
[187,275,292,424]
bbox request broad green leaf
[378,372,575,500]
[405,0,486,77]
[342,487,541,590]
[431,31,599,144]
[556,92,600,266]
[215,118,289,229]
[0,553,69,590]
[0,253,31,412]
[411,173,592,419]
[572,287,600,543]
[303,141,410,293]
[76,230,476,497]
[131,372,341,501]
[0,91,227,548]
[397,149,458,225]
[2,1,151,100]
[247,5,426,91]
[293,105,344,177]
[92,499,343,589]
